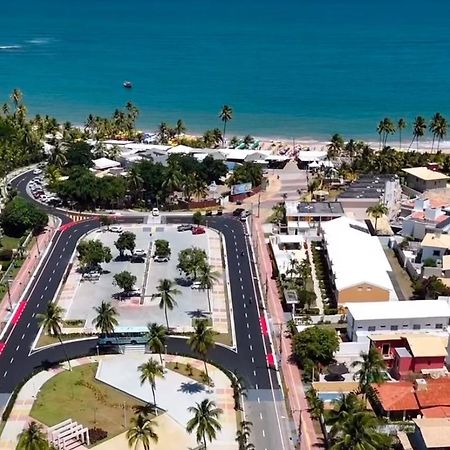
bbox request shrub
[0,249,13,261]
[88,427,108,444]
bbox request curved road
[0,171,293,449]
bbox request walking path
[0,354,238,450]
[251,217,323,450]
[0,216,59,337]
[306,244,324,314]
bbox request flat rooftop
[338,175,397,199]
[285,201,344,217]
[347,300,450,321]
[403,167,450,181]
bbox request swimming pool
[318,392,344,403]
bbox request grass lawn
[36,332,95,348]
[30,364,145,440]
[1,235,21,250]
[166,361,206,384]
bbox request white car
[109,226,123,233]
[152,208,160,217]
[133,249,146,257]
[191,281,203,290]
[33,168,43,175]
[154,255,169,262]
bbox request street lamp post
[292,409,303,448]
[5,279,12,310]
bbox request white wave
[0,45,22,50]
[27,38,51,45]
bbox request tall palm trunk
[164,305,169,329]
[203,356,209,381]
[203,433,207,449]
[206,288,212,314]
[399,129,402,150]
[57,333,72,371]
[222,121,227,148]
[151,385,157,415]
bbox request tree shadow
[114,254,130,262]
[178,382,205,394]
[186,309,210,319]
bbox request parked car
[109,226,123,233]
[152,208,160,217]
[192,226,206,235]
[154,255,169,262]
[205,210,212,216]
[133,249,146,257]
[82,272,100,281]
[240,210,251,222]
[177,224,192,232]
[216,210,223,216]
[33,168,42,175]
[124,289,141,297]
[191,281,202,289]
[233,208,245,216]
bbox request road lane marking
[260,412,263,420]
[253,370,257,376]
[244,312,247,318]
[31,313,35,317]
[44,286,48,291]
[52,269,55,274]
[21,334,25,340]
[3,371,7,377]
[249,345,253,351]
[59,255,62,259]
[257,397,260,403]
[248,334,251,340]
[262,430,266,437]
[48,277,52,282]
[36,303,40,308]
[9,357,13,364]
[27,323,30,328]
[246,323,249,328]
[238,269,241,274]
[16,345,19,351]
[56,262,59,266]
[243,303,246,308]
[251,357,255,363]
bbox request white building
[421,232,450,263]
[346,300,450,342]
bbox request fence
[392,241,420,281]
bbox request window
[413,324,421,330]
[368,326,376,332]
[380,325,386,328]
[366,287,372,292]
[425,323,431,327]
[382,344,390,356]
[357,326,363,329]
[391,325,398,331]
[402,324,409,328]
[357,287,363,291]
[433,250,441,256]
[436,323,443,329]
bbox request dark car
[233,208,245,216]
[216,210,223,216]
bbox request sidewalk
[0,354,237,450]
[252,217,323,450]
[0,216,59,334]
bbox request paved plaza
[59,224,230,334]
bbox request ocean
[1,0,450,140]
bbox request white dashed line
[10,357,14,364]
[255,383,259,390]
[238,269,241,275]
[56,262,59,266]
[52,269,55,274]
[257,397,260,403]
[248,334,251,340]
[59,255,62,259]
[262,430,266,437]
[249,345,253,351]
[253,370,257,376]
[44,286,48,291]
[16,345,19,351]
[48,277,52,282]
[251,357,255,363]
[27,323,30,328]
[40,294,43,299]
[244,312,248,318]
[21,334,25,340]
[36,303,40,308]
[246,323,249,328]
[243,303,246,308]
[260,412,263,420]
[31,313,35,318]
[3,371,7,378]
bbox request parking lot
[64,224,216,331]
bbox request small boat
[123,81,132,88]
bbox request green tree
[366,202,388,233]
[351,347,386,403]
[188,319,217,381]
[146,322,167,364]
[0,197,48,237]
[409,116,427,151]
[227,162,263,188]
[186,399,223,449]
[113,270,137,293]
[92,301,119,335]
[65,141,94,168]
[193,211,205,225]
[292,326,339,369]
[154,239,171,258]
[236,420,254,450]
[37,303,72,370]
[412,275,450,299]
[198,263,220,314]
[325,392,365,434]
[327,133,345,158]
[329,410,392,450]
[219,105,233,147]
[127,167,144,203]
[77,239,112,270]
[126,414,158,450]
[115,231,136,257]
[175,119,186,138]
[138,359,165,415]
[177,247,207,279]
[17,421,50,450]
[305,388,324,421]
[152,279,180,329]
[397,118,406,150]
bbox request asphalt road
[0,171,293,449]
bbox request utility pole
[6,279,12,310]
[257,194,261,218]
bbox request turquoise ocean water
[1,0,450,140]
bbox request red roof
[373,382,419,412]
[374,379,450,414]
[410,211,448,223]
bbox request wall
[422,246,446,262]
[338,284,390,304]
[406,175,448,193]
[412,356,446,372]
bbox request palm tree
[17,421,49,450]
[329,411,392,450]
[231,370,247,411]
[188,319,217,381]
[435,114,448,151]
[376,120,385,150]
[198,263,220,313]
[236,420,254,450]
[162,166,183,193]
[429,112,442,152]
[193,177,208,201]
[326,133,344,158]
[219,105,233,147]
[325,393,364,435]
[37,303,72,371]
[138,359,165,415]
[92,301,119,335]
[409,116,427,150]
[145,323,167,364]
[366,202,388,233]
[152,279,180,329]
[351,347,386,403]
[158,122,169,144]
[127,167,144,202]
[305,388,324,421]
[175,119,186,139]
[126,414,158,450]
[397,118,406,150]
[11,88,23,110]
[186,399,223,449]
